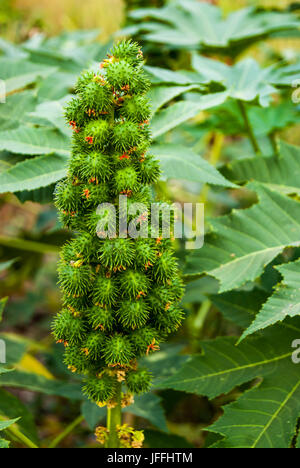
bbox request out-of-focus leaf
[152,143,235,187]
[0,92,37,131]
[151,92,228,138]
[192,55,276,106]
[0,127,69,156]
[144,429,194,448]
[223,141,300,195]
[0,418,19,431]
[149,85,201,115]
[82,393,168,432]
[127,1,299,54]
[140,344,190,388]
[28,97,72,136]
[0,153,68,193]
[0,260,17,272]
[0,370,83,400]
[0,58,56,95]
[0,438,10,448]
[0,389,39,444]
[127,393,168,432]
[17,354,55,380]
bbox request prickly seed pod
[87,305,115,331]
[126,368,152,394]
[53,40,184,411]
[117,300,150,329]
[102,334,134,366]
[52,309,87,345]
[83,374,116,403]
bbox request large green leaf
[0,153,68,193]
[0,370,83,400]
[160,320,299,398]
[0,418,19,431]
[151,143,234,187]
[240,260,300,342]
[0,91,37,131]
[192,55,276,106]
[210,289,268,329]
[209,361,300,448]
[223,141,300,195]
[28,97,72,136]
[151,92,228,138]
[126,1,298,54]
[148,84,201,115]
[0,58,55,95]
[0,127,69,156]
[185,184,300,292]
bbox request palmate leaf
[209,361,300,448]
[151,92,228,138]
[126,1,299,54]
[185,183,300,292]
[240,260,300,342]
[210,289,269,329]
[0,370,83,400]
[160,320,300,399]
[0,127,69,156]
[0,91,37,131]
[206,101,300,138]
[0,58,55,95]
[148,84,201,115]
[223,141,300,195]
[151,143,235,187]
[0,153,68,193]
[191,55,276,106]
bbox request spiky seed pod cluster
[52,40,185,407]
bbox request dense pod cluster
[52,40,184,407]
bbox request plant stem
[106,382,122,448]
[48,415,84,448]
[238,100,261,156]
[200,132,224,206]
[269,131,279,156]
[5,423,39,448]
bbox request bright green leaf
[185,184,300,292]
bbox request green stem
[269,131,279,156]
[106,382,122,448]
[238,100,261,156]
[5,423,39,449]
[48,415,84,448]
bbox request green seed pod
[53,40,184,409]
[102,334,134,366]
[117,299,150,329]
[87,305,115,331]
[52,309,87,345]
[126,368,152,395]
[83,374,116,403]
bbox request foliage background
[0,0,300,448]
